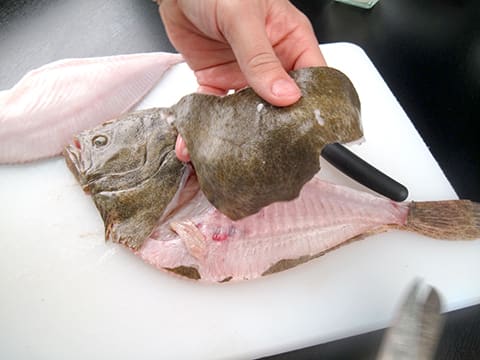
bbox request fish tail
[403,200,480,240]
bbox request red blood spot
[74,138,81,149]
[212,232,228,241]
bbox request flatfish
[63,66,479,282]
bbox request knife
[321,143,409,202]
[377,280,444,360]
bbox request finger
[270,7,327,69]
[287,14,327,68]
[294,46,327,69]
[195,61,248,93]
[289,18,327,68]
[197,85,228,96]
[175,135,190,162]
[219,4,301,107]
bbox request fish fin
[403,200,480,240]
[163,266,201,280]
[170,220,207,261]
[92,152,186,250]
[105,214,155,251]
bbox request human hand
[158,0,326,161]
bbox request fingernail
[271,79,301,98]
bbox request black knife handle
[321,143,409,202]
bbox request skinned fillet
[0,52,183,163]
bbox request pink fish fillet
[136,176,480,282]
[0,52,183,163]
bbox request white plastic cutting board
[1,43,479,360]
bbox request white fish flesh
[0,52,183,163]
[136,175,480,282]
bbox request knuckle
[245,51,279,73]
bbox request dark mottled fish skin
[173,67,362,220]
[64,108,187,250]
[406,200,480,239]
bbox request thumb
[221,13,301,106]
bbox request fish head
[64,108,176,194]
[64,118,130,192]
[64,108,188,250]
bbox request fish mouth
[63,138,89,191]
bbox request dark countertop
[1,1,479,358]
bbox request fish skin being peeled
[0,52,183,164]
[63,66,480,282]
[65,66,362,249]
[173,67,363,219]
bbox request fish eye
[92,135,108,147]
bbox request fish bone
[136,176,480,282]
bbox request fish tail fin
[403,200,480,240]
